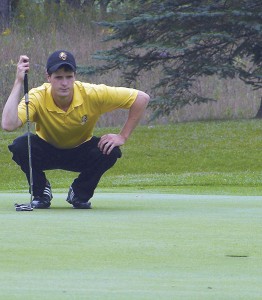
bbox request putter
[15,72,33,211]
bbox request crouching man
[1,50,150,209]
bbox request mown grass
[1,193,262,299]
[1,119,262,195]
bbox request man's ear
[46,71,51,82]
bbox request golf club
[15,72,33,211]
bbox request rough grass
[1,119,262,195]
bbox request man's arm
[98,90,150,155]
[1,55,29,131]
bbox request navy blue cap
[46,50,76,74]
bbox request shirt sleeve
[87,84,139,114]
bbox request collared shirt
[18,81,138,149]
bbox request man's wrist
[119,133,128,142]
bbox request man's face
[47,68,76,99]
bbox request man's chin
[58,92,70,97]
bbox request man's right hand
[17,55,30,81]
[1,55,28,131]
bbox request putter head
[14,203,33,211]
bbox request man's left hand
[98,134,126,155]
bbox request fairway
[0,192,261,300]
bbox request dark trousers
[8,134,121,201]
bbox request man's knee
[8,134,29,158]
[102,146,122,170]
[92,136,122,160]
[110,146,122,160]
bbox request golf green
[0,192,261,299]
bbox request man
[1,50,150,209]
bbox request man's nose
[61,78,68,85]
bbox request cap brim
[48,62,76,73]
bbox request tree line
[0,0,126,29]
[1,0,262,117]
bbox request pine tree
[79,0,262,117]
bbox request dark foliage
[79,0,262,116]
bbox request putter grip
[24,73,29,101]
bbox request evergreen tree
[80,0,262,117]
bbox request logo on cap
[59,52,67,61]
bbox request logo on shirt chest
[80,115,88,125]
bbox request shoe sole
[31,202,51,209]
[73,202,92,209]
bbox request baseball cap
[46,50,76,74]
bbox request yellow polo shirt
[18,81,138,149]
